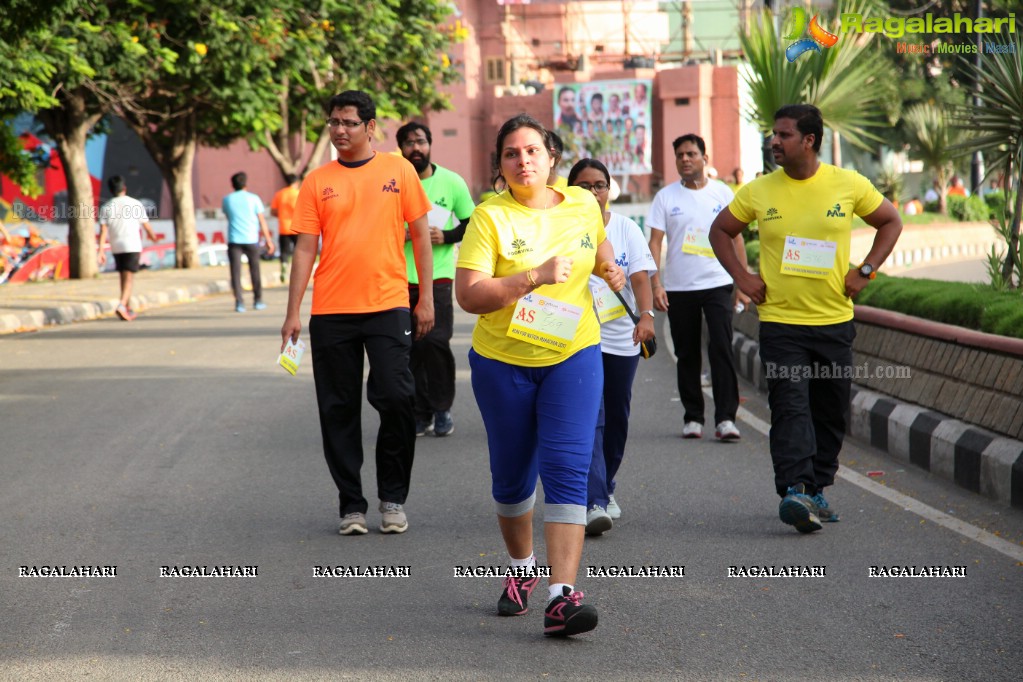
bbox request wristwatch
[858,262,876,279]
[640,310,655,319]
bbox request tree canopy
[1,0,462,273]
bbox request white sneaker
[715,420,741,440]
[339,512,368,535]
[701,372,712,388]
[585,505,613,536]
[379,501,408,534]
[607,495,622,519]
[682,421,703,439]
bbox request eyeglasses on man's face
[400,137,430,149]
[326,118,367,130]
[576,181,609,193]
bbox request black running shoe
[543,586,598,636]
[497,574,540,616]
[779,483,823,534]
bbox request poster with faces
[552,79,653,175]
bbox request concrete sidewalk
[0,262,285,335]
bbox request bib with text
[591,279,628,324]
[780,235,837,279]
[681,223,715,257]
[278,338,306,375]
[507,292,582,353]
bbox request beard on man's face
[407,152,431,174]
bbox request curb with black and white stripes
[731,330,1023,510]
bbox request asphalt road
[2,287,1021,681]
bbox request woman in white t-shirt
[567,159,656,536]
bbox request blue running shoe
[415,418,434,437]
[433,410,454,437]
[235,303,246,313]
[254,301,267,311]
[779,483,823,534]
[812,490,840,522]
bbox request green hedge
[856,274,1023,339]
[946,195,992,222]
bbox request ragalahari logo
[783,7,840,61]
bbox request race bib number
[278,338,306,375]
[681,223,715,257]
[591,279,627,324]
[507,293,582,353]
[780,235,837,279]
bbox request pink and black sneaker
[543,586,598,636]
[497,574,541,616]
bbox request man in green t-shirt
[709,104,902,534]
[398,122,476,437]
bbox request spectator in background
[982,176,1002,196]
[732,168,745,188]
[223,171,275,313]
[271,173,301,284]
[904,196,924,215]
[97,175,158,321]
[948,176,968,197]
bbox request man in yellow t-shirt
[270,173,301,283]
[281,90,434,538]
[709,104,902,534]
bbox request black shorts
[279,234,298,259]
[114,252,141,273]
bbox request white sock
[509,554,535,570]
[548,583,572,603]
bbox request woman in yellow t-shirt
[456,114,624,638]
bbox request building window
[485,57,506,85]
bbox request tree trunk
[1002,158,1022,288]
[163,139,199,269]
[120,112,200,268]
[38,91,104,279]
[936,167,948,216]
[831,130,842,168]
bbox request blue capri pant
[469,345,603,526]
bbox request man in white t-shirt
[98,175,157,321]
[647,134,749,440]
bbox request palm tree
[952,31,1023,288]
[902,102,964,216]
[738,0,894,168]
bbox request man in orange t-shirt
[281,90,434,537]
[270,173,301,283]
